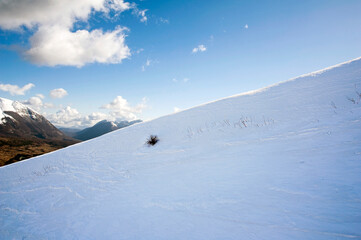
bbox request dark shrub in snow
[146,135,159,146]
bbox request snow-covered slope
[1,58,361,239]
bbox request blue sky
[1,0,361,128]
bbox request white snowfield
[1,58,361,240]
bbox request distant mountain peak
[70,119,142,141]
[0,97,65,139]
[0,97,42,123]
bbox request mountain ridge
[0,97,66,139]
[61,119,142,141]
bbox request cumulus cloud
[0,0,137,67]
[25,26,130,67]
[50,88,68,99]
[47,106,83,128]
[192,44,206,53]
[23,96,43,111]
[0,83,34,95]
[22,95,56,112]
[244,24,249,29]
[101,96,147,121]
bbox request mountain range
[60,119,142,141]
[0,97,141,165]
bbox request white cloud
[172,78,178,82]
[47,96,147,128]
[139,10,148,22]
[141,59,151,71]
[21,95,147,128]
[101,96,146,121]
[183,78,190,83]
[132,7,147,23]
[0,0,134,67]
[82,112,109,127]
[43,102,55,109]
[47,106,83,128]
[23,95,56,112]
[22,96,43,111]
[192,44,207,53]
[50,88,68,99]
[36,93,45,99]
[0,0,130,30]
[25,25,130,67]
[0,83,34,95]
[244,24,249,29]
[46,106,110,128]
[174,107,181,113]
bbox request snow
[0,97,36,123]
[1,57,361,239]
[110,121,117,128]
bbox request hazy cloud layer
[45,96,147,128]
[47,107,110,128]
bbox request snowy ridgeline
[1,58,361,239]
[0,97,38,124]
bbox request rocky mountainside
[0,97,65,139]
[0,97,78,166]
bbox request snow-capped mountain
[70,119,142,141]
[0,97,65,139]
[1,58,361,239]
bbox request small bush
[146,135,159,146]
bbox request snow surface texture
[1,58,361,239]
[0,97,37,124]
